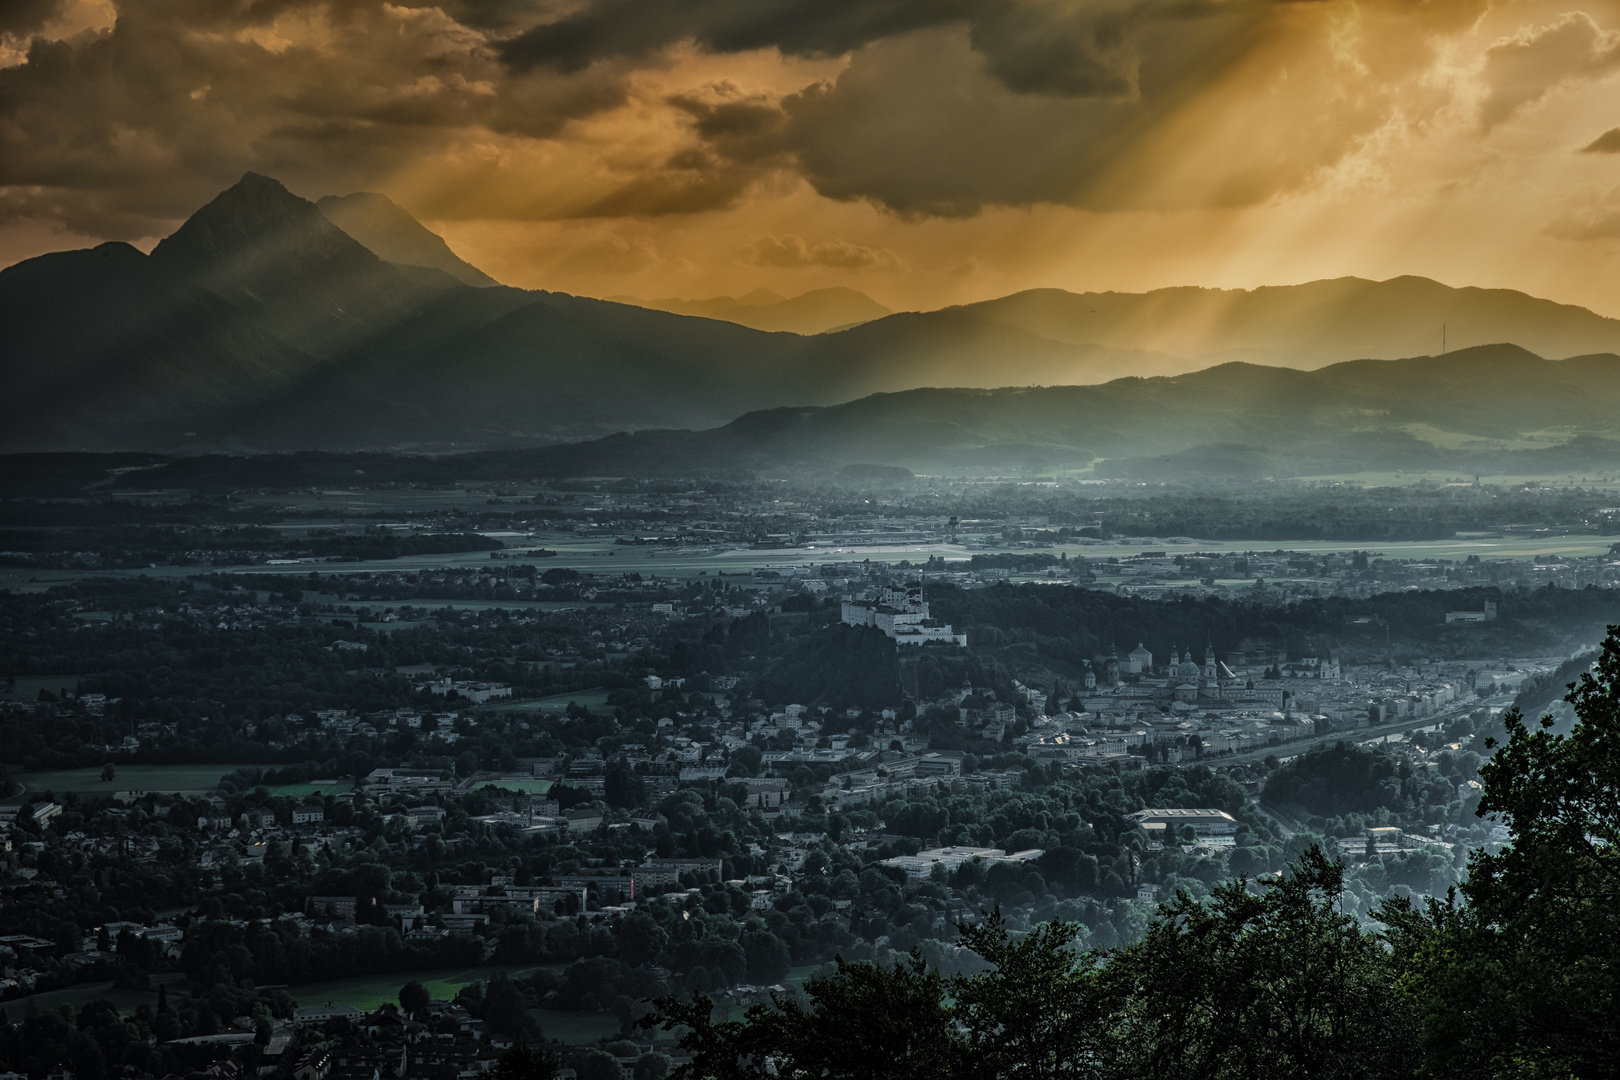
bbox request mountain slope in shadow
[317,192,501,288]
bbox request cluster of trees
[930,581,1620,682]
[647,625,1620,1078]
[752,625,902,711]
[0,982,292,1080]
[1263,742,1460,820]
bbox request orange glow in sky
[7,0,1620,315]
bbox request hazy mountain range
[6,172,1620,476]
[609,287,894,335]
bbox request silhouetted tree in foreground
[488,1042,558,1080]
[1383,623,1620,1079]
[643,625,1620,1080]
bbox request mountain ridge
[9,173,1620,456]
[612,286,894,334]
[956,277,1620,365]
[83,343,1620,486]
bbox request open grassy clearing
[5,973,187,1018]
[10,763,263,797]
[535,1009,622,1045]
[477,779,553,794]
[492,689,611,712]
[0,674,100,702]
[264,782,348,797]
[286,965,564,1011]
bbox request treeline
[178,920,484,987]
[931,581,1620,673]
[648,626,1620,1079]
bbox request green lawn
[5,973,185,1018]
[479,779,553,794]
[536,1009,622,1045]
[11,763,264,798]
[8,968,595,1022]
[0,674,99,702]
[285,965,562,1011]
[283,968,619,1044]
[264,782,347,797]
[492,688,611,712]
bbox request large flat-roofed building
[1130,808,1239,836]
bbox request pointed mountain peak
[317,191,499,287]
[143,173,445,358]
[151,172,379,287]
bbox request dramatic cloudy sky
[7,0,1620,312]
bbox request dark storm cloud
[499,0,1203,100]
[0,0,1514,241]
[648,0,1490,216]
[0,0,637,237]
[0,0,65,36]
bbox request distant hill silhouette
[317,192,500,288]
[956,278,1620,366]
[427,343,1620,476]
[86,343,1620,486]
[613,286,894,334]
[8,172,1620,457]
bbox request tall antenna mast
[1442,324,1446,354]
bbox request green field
[7,967,615,1028]
[478,779,553,794]
[265,782,348,797]
[492,688,612,712]
[283,966,620,1043]
[536,1009,621,1044]
[10,763,263,798]
[5,973,186,1018]
[0,674,99,702]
